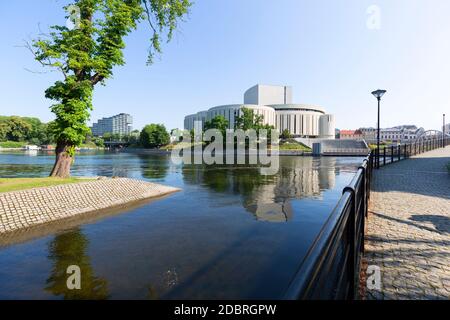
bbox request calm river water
[0,151,364,299]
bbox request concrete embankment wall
[313,139,369,156]
[0,178,180,234]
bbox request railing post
[377,148,380,169]
[398,145,401,161]
[391,145,394,163]
[383,147,386,166]
[343,184,357,299]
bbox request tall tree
[235,108,264,131]
[204,115,229,136]
[140,123,170,148]
[29,0,191,177]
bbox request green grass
[279,139,312,151]
[0,177,94,193]
[0,141,27,148]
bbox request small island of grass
[0,177,94,193]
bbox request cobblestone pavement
[0,178,180,234]
[365,146,450,300]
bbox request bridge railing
[285,156,372,299]
[373,137,450,169]
[285,137,448,300]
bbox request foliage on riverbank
[0,116,53,146]
[0,177,94,193]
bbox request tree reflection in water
[45,229,109,299]
[139,154,170,179]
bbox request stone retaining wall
[0,178,180,234]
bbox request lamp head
[372,89,387,100]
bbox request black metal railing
[284,137,448,300]
[284,157,372,299]
[373,137,450,169]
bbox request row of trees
[0,114,173,150]
[199,108,276,142]
[0,116,54,145]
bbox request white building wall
[319,114,335,139]
[244,85,293,105]
[206,104,276,129]
[184,85,335,140]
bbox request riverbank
[0,177,180,234]
[122,147,313,156]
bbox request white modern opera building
[184,84,335,139]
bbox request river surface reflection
[0,151,363,299]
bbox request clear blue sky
[1,0,449,131]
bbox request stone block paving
[0,178,179,234]
[365,146,450,300]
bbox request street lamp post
[371,89,387,168]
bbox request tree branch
[21,40,68,79]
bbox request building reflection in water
[45,229,109,299]
[182,156,337,223]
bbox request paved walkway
[365,146,450,300]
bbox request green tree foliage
[235,108,264,131]
[3,116,32,142]
[280,129,292,140]
[235,108,275,142]
[102,132,112,142]
[29,0,191,177]
[0,116,56,145]
[204,115,229,138]
[0,122,9,141]
[140,124,170,148]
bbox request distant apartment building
[91,113,133,137]
[339,129,363,140]
[445,123,450,135]
[359,127,377,141]
[358,125,424,143]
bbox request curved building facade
[184,84,335,139]
[270,104,325,137]
[207,104,275,129]
[184,111,208,132]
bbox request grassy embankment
[0,141,28,148]
[0,177,95,193]
[279,139,311,151]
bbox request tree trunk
[50,143,73,178]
